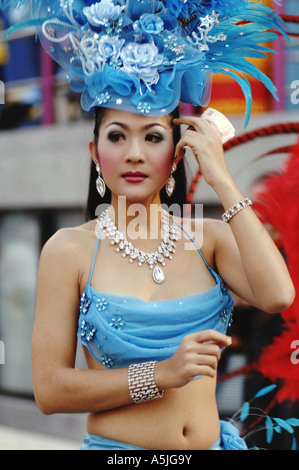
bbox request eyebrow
[105,122,169,131]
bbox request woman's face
[91,109,175,205]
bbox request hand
[155,330,232,390]
[173,116,232,190]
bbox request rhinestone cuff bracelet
[128,361,164,404]
[222,197,253,223]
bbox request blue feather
[291,437,297,450]
[273,418,294,434]
[4,17,45,38]
[253,384,277,399]
[266,416,274,444]
[286,418,299,427]
[220,69,252,126]
[0,0,289,122]
[240,401,250,421]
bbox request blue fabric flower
[80,319,97,342]
[3,0,286,121]
[83,0,125,27]
[137,102,152,114]
[133,13,164,36]
[96,297,108,312]
[109,316,125,330]
[101,353,114,368]
[79,292,91,315]
[220,421,248,450]
[121,43,163,89]
[98,34,125,63]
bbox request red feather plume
[253,139,299,403]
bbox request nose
[125,138,144,163]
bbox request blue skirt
[80,420,247,450]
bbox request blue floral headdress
[1,0,288,124]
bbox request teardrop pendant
[166,176,175,197]
[165,162,176,197]
[96,175,106,198]
[152,265,165,284]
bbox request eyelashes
[107,131,125,143]
[107,131,164,144]
[146,133,164,143]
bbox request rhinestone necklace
[97,208,179,284]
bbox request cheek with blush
[152,146,175,185]
[96,144,121,183]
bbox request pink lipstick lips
[122,171,148,183]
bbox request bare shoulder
[202,217,234,250]
[170,213,230,265]
[38,220,98,282]
[172,212,229,242]
[202,217,231,240]
[41,220,96,257]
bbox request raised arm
[174,116,295,313]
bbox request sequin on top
[77,222,234,370]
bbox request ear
[89,140,99,165]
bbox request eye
[108,131,125,143]
[145,133,163,143]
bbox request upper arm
[208,220,257,306]
[32,229,82,395]
[207,218,295,313]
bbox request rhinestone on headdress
[1,0,288,125]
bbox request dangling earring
[165,162,177,197]
[96,163,106,198]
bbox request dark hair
[85,106,187,220]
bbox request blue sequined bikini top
[77,222,234,369]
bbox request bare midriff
[85,364,220,450]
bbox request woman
[1,0,292,450]
[31,104,295,450]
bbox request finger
[174,147,186,164]
[174,116,220,139]
[192,350,221,365]
[194,343,222,361]
[173,116,203,130]
[195,354,219,369]
[194,364,218,379]
[174,132,203,160]
[184,360,218,380]
[192,330,232,347]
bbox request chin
[113,186,162,205]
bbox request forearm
[34,366,132,415]
[213,175,295,312]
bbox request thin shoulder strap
[88,227,103,286]
[172,219,217,279]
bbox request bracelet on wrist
[128,361,164,404]
[222,197,253,223]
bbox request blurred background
[0,0,298,450]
